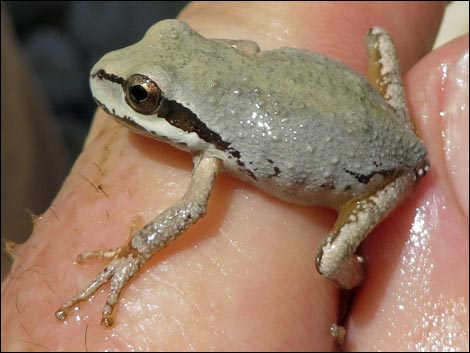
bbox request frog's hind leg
[367,27,417,133]
[315,167,427,289]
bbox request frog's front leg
[56,154,221,327]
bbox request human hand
[2,2,468,351]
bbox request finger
[1,2,450,351]
[179,1,449,351]
[346,35,469,351]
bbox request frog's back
[191,46,427,207]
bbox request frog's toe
[55,263,114,321]
[56,250,142,326]
[76,246,127,263]
[101,312,115,327]
[330,323,346,345]
[99,255,142,327]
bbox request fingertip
[407,34,469,218]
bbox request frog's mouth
[93,97,143,132]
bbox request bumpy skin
[90,19,427,209]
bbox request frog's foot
[316,170,420,289]
[76,246,126,262]
[55,245,143,327]
[330,323,346,346]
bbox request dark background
[5,1,189,160]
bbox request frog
[55,19,429,330]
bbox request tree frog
[55,20,429,330]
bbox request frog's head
[89,19,217,153]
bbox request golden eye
[125,74,161,114]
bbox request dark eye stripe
[156,97,230,151]
[156,98,257,180]
[91,69,125,86]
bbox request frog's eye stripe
[91,69,125,86]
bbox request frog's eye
[125,74,161,115]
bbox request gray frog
[55,20,429,331]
